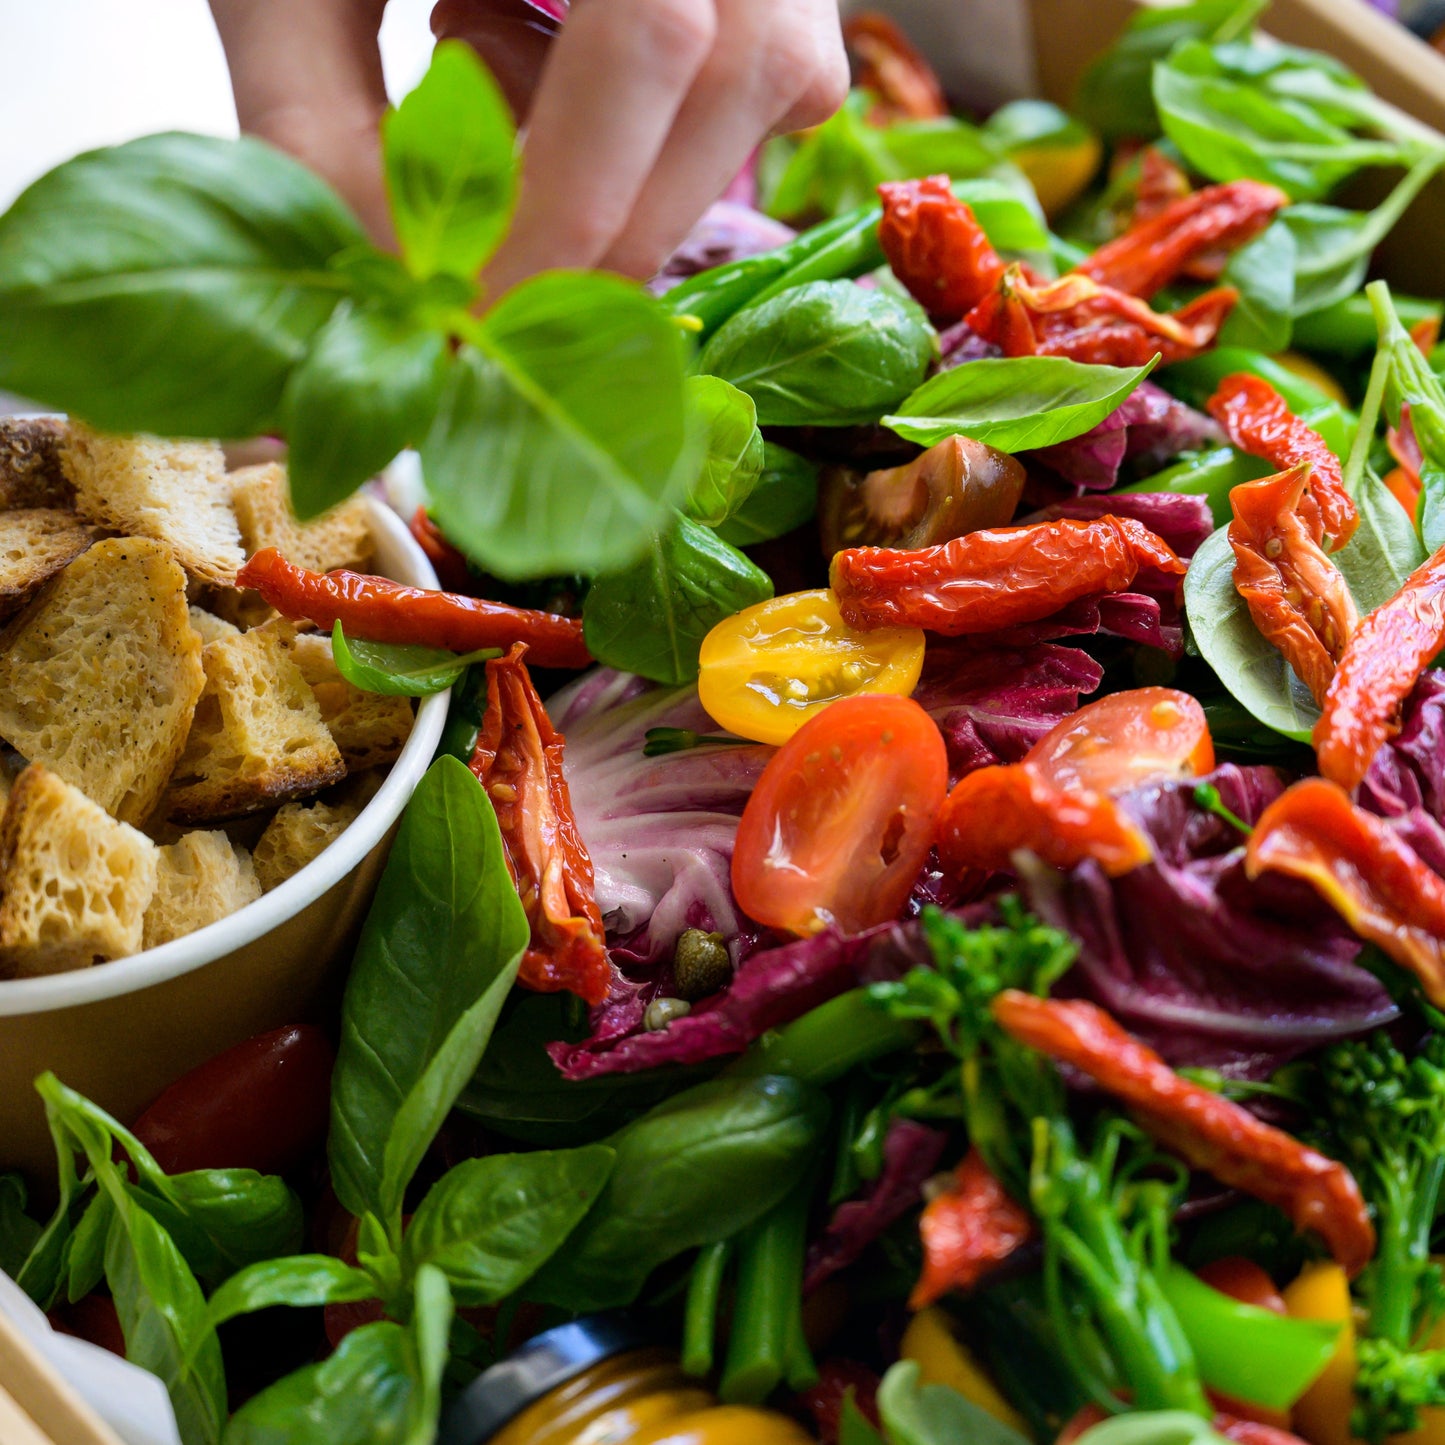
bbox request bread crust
[0,508,96,623]
[0,417,74,512]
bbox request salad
[3,3,1445,1443]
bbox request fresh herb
[1192,782,1253,834]
[682,375,764,528]
[714,441,819,547]
[331,623,498,697]
[875,1360,1031,1445]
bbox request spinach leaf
[0,1173,41,1280]
[1335,466,1425,614]
[1218,220,1295,353]
[525,1075,828,1312]
[582,517,773,685]
[425,272,696,579]
[698,280,934,428]
[402,1146,614,1305]
[332,623,497,698]
[280,303,453,519]
[0,133,364,438]
[329,755,529,1233]
[208,1255,377,1332]
[225,1320,415,1445]
[684,375,764,528]
[715,442,818,547]
[403,1266,453,1445]
[884,355,1156,451]
[382,40,515,281]
[1182,526,1319,742]
[876,1361,1030,1445]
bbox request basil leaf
[16,1098,92,1309]
[877,1361,1030,1445]
[582,517,773,685]
[64,1191,111,1305]
[1335,466,1425,613]
[0,1174,41,1281]
[226,1320,415,1445]
[0,133,364,437]
[382,40,516,281]
[715,442,819,547]
[332,623,497,698]
[281,303,452,519]
[684,375,763,528]
[700,280,934,428]
[1183,526,1319,742]
[208,1255,377,1331]
[402,1146,614,1306]
[329,755,529,1230]
[884,355,1156,451]
[764,91,903,222]
[1218,219,1295,353]
[403,1266,452,1445]
[424,271,694,579]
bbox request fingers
[429,0,560,122]
[209,0,394,240]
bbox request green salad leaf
[331,623,497,697]
[715,441,819,547]
[683,374,764,528]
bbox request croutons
[0,765,158,975]
[0,509,95,623]
[290,632,414,772]
[252,797,360,892]
[167,623,346,824]
[0,537,206,825]
[230,463,373,573]
[0,417,73,512]
[62,425,245,586]
[187,604,241,647]
[142,830,262,949]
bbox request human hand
[209,0,848,292]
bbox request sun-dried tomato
[1227,463,1359,707]
[1246,777,1445,1009]
[966,265,1238,367]
[469,644,608,1005]
[1207,374,1357,551]
[829,515,1186,636]
[992,991,1376,1277]
[1315,546,1445,790]
[911,1148,1035,1309]
[1078,180,1288,300]
[877,175,1011,324]
[408,507,475,595]
[1130,147,1193,229]
[844,12,948,123]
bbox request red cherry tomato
[1196,1256,1287,1315]
[730,694,948,937]
[132,1024,334,1176]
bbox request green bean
[1120,446,1266,527]
[1293,294,1442,360]
[723,990,920,1087]
[1162,347,1346,415]
[681,1240,730,1379]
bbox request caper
[644,997,692,1032]
[672,928,733,1001]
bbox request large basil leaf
[884,355,1156,451]
[424,272,695,579]
[332,623,496,698]
[699,280,934,428]
[402,1146,614,1306]
[329,756,529,1231]
[382,40,516,281]
[715,442,818,547]
[876,1362,1030,1445]
[582,517,773,685]
[0,133,364,437]
[684,375,764,528]
[208,1255,377,1332]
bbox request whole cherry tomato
[698,590,925,746]
[730,693,948,936]
[132,1024,334,1176]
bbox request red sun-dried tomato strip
[844,12,949,122]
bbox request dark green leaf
[884,355,1156,451]
[1218,219,1295,352]
[0,1174,41,1283]
[382,41,516,281]
[0,133,364,437]
[424,272,694,580]
[684,375,763,528]
[332,622,496,698]
[329,756,529,1230]
[208,1255,377,1331]
[714,442,818,546]
[876,1361,1030,1445]
[280,303,451,519]
[582,517,773,685]
[699,280,934,428]
[16,1098,91,1309]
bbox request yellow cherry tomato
[1275,351,1350,408]
[900,1307,1028,1433]
[984,100,1103,218]
[697,589,925,745]
[1283,1262,1357,1445]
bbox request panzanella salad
[7,4,1445,1444]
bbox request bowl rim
[0,495,449,1017]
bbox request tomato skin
[1196,1256,1287,1315]
[731,694,948,937]
[132,1024,334,1176]
[699,589,925,746]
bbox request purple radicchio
[1019,764,1396,1077]
[648,201,796,294]
[1022,490,1214,562]
[1356,669,1445,873]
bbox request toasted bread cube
[168,623,346,824]
[202,585,278,632]
[0,537,205,825]
[187,605,241,646]
[252,797,359,892]
[230,463,374,573]
[62,426,244,587]
[0,418,73,511]
[290,632,414,772]
[142,830,261,949]
[0,765,158,975]
[0,509,96,623]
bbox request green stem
[1344,289,1395,499]
[682,1241,731,1378]
[722,990,919,1086]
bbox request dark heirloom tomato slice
[730,694,948,937]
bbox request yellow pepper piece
[1275,352,1350,408]
[1284,1261,1358,1445]
[899,1306,1028,1433]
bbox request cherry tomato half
[698,589,925,746]
[1196,1256,1287,1315]
[731,694,947,936]
[1024,687,1214,795]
